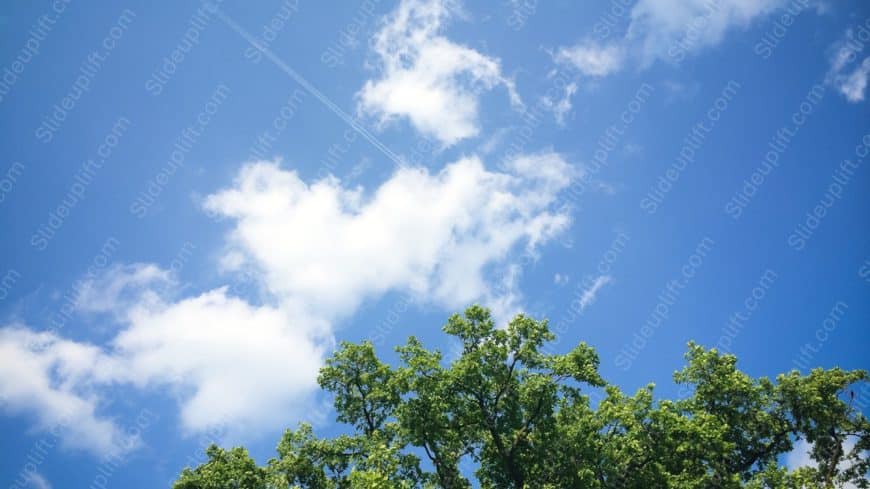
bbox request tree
[174,446,269,489]
[173,306,870,488]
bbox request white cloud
[547,41,619,122]
[111,288,325,435]
[23,472,52,489]
[484,263,523,326]
[785,438,814,469]
[661,80,701,104]
[826,28,870,103]
[838,58,870,102]
[477,127,510,155]
[540,82,578,126]
[786,438,861,488]
[554,43,624,77]
[556,0,803,77]
[579,274,612,310]
[0,151,575,451]
[74,263,171,315]
[628,0,787,65]
[3,282,326,444]
[0,327,135,458]
[204,155,573,319]
[357,0,521,145]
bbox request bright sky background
[1,0,869,487]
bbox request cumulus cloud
[2,276,326,444]
[0,152,575,452]
[204,155,572,317]
[357,0,521,145]
[111,288,325,434]
[0,327,134,458]
[826,27,870,103]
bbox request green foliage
[173,306,870,488]
[174,446,269,489]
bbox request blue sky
[1,0,869,487]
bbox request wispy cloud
[24,472,52,489]
[74,263,171,315]
[628,0,788,65]
[540,82,578,126]
[557,0,810,78]
[826,27,870,103]
[579,274,612,310]
[554,42,624,77]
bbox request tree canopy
[173,306,870,488]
